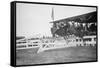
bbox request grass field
[16,46,97,65]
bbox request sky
[16,3,96,37]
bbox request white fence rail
[16,35,97,53]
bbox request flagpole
[51,7,55,37]
[51,7,54,22]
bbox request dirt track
[16,46,97,65]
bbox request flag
[51,8,54,21]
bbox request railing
[16,43,39,50]
[16,35,97,53]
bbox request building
[50,11,97,37]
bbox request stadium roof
[50,11,97,23]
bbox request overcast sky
[16,3,96,37]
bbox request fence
[16,35,97,53]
